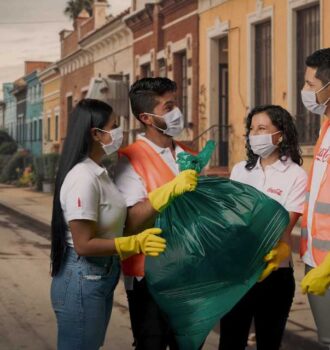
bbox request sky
[0,0,131,98]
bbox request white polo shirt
[114,133,184,207]
[231,157,307,267]
[60,157,127,247]
[303,126,330,267]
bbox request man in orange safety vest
[300,48,330,347]
[114,77,197,350]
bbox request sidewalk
[0,184,327,350]
[0,184,52,227]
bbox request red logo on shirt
[267,188,283,196]
[77,197,82,208]
[316,147,330,163]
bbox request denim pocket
[51,269,72,307]
[82,258,113,280]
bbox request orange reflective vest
[300,119,330,266]
[119,139,197,276]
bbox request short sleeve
[230,162,245,181]
[284,169,308,214]
[61,172,99,222]
[114,156,148,207]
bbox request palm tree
[64,0,94,20]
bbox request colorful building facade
[125,0,199,142]
[79,8,132,141]
[57,2,109,146]
[39,64,61,154]
[12,78,27,149]
[25,71,43,156]
[198,0,330,172]
[3,83,16,140]
[25,62,52,156]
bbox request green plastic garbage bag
[145,142,289,350]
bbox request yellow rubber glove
[301,253,330,296]
[258,241,291,282]
[148,170,198,212]
[114,228,166,261]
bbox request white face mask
[145,107,184,137]
[301,81,330,115]
[97,127,123,155]
[249,131,281,159]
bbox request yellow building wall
[199,0,330,173]
[322,0,330,47]
[42,76,60,154]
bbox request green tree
[64,0,94,19]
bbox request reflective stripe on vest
[313,239,330,251]
[300,119,330,266]
[314,202,330,214]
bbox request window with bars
[141,63,152,78]
[158,59,167,77]
[67,95,73,119]
[55,115,59,141]
[17,116,24,144]
[39,120,42,141]
[295,4,320,145]
[255,20,272,106]
[24,119,27,143]
[27,122,30,142]
[34,120,37,142]
[16,121,19,143]
[47,117,51,142]
[175,51,188,126]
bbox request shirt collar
[137,133,184,155]
[254,157,262,170]
[254,157,292,172]
[83,157,107,177]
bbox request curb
[0,201,51,239]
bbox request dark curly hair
[245,105,303,170]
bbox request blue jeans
[51,247,120,350]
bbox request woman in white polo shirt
[50,99,169,350]
[219,105,307,350]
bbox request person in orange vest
[114,77,198,350]
[300,48,330,347]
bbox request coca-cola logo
[267,188,283,196]
[316,147,330,163]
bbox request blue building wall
[13,81,27,149]
[25,72,43,157]
[3,83,17,140]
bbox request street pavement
[0,184,327,350]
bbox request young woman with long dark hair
[50,99,171,350]
[219,105,307,350]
